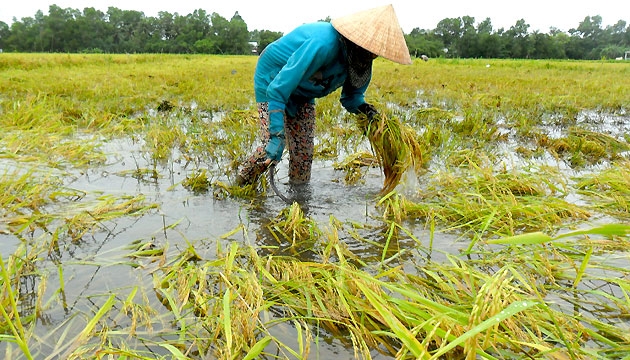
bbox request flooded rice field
[2,54,630,359]
[0,136,438,359]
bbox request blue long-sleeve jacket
[254,22,369,123]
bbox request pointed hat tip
[332,4,411,65]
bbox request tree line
[0,5,282,55]
[0,5,628,60]
[407,16,630,60]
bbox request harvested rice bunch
[359,113,423,195]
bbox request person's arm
[340,75,378,121]
[264,40,330,161]
[340,74,371,114]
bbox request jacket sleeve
[339,73,371,114]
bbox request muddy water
[0,135,451,358]
[69,137,442,259]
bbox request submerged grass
[0,165,157,358]
[379,159,590,239]
[79,220,626,359]
[574,160,630,218]
[333,150,379,185]
[0,246,35,360]
[538,127,630,167]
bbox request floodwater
[2,109,629,358]
[0,135,440,358]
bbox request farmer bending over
[236,4,411,186]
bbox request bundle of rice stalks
[359,113,424,195]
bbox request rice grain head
[360,113,423,195]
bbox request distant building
[626,51,630,60]
[249,42,258,55]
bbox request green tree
[569,15,605,59]
[607,20,626,44]
[188,9,213,52]
[167,9,212,53]
[456,16,478,57]
[226,12,250,54]
[6,16,40,51]
[547,29,569,59]
[476,18,505,58]
[209,12,230,54]
[599,45,626,59]
[434,17,463,57]
[0,21,9,50]
[606,20,629,57]
[405,27,444,58]
[529,31,557,58]
[145,11,176,53]
[256,29,283,54]
[107,7,146,53]
[40,5,63,51]
[193,38,216,53]
[209,12,249,54]
[1,5,628,58]
[172,14,193,52]
[504,19,532,58]
[75,7,110,52]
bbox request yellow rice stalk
[359,113,423,195]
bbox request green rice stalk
[160,344,189,359]
[488,223,630,245]
[242,336,272,360]
[354,280,427,358]
[56,293,116,358]
[145,221,621,359]
[333,150,379,185]
[212,180,260,199]
[378,164,590,236]
[222,288,233,356]
[265,202,319,248]
[433,300,538,359]
[575,161,630,219]
[0,254,34,360]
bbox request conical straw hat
[331,4,411,65]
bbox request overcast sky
[1,0,628,34]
